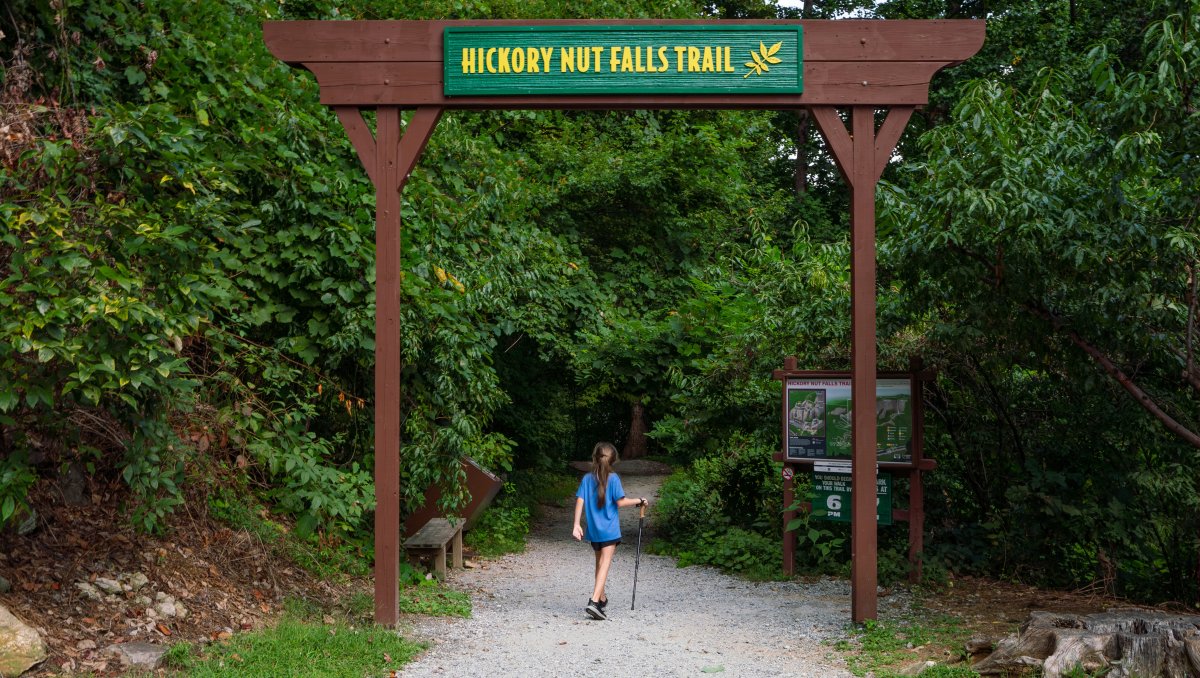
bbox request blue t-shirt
[576,472,625,543]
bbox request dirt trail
[400,472,856,677]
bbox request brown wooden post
[373,105,403,625]
[783,468,796,576]
[779,355,798,576]
[908,359,927,585]
[363,106,442,626]
[848,104,879,623]
[812,104,914,622]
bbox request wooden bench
[404,517,463,579]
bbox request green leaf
[124,65,146,85]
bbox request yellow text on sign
[460,46,740,75]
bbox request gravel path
[400,473,867,677]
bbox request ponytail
[591,442,618,508]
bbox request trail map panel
[786,377,912,463]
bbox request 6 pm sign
[812,461,892,525]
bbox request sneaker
[597,597,608,614]
[585,599,606,620]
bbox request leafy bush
[0,452,36,527]
[653,469,726,542]
[652,436,787,579]
[461,468,577,558]
[464,484,532,558]
[783,493,848,574]
[666,526,784,581]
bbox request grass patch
[168,604,424,677]
[399,581,472,617]
[834,614,975,677]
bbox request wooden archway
[262,18,985,626]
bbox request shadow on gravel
[567,459,672,476]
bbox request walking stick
[632,500,645,610]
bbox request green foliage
[399,580,473,617]
[462,468,577,557]
[660,526,784,581]
[784,492,848,573]
[837,616,972,678]
[168,605,425,677]
[652,437,787,579]
[4,0,1200,609]
[506,468,580,508]
[879,2,1200,602]
[464,490,532,558]
[0,452,36,526]
[914,667,979,678]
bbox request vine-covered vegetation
[2,0,1198,604]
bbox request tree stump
[972,609,1200,677]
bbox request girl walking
[572,441,646,620]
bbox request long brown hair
[591,442,618,508]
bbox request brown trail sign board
[262,17,984,626]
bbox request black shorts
[591,538,621,551]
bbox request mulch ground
[0,477,366,676]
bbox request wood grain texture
[373,105,402,627]
[811,106,852,180]
[395,107,442,193]
[873,105,914,182]
[263,19,985,64]
[849,104,879,624]
[306,60,945,106]
[266,20,982,107]
[334,106,377,185]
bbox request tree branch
[1186,260,1197,391]
[1023,302,1200,449]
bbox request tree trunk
[794,110,810,196]
[972,610,1200,678]
[622,402,648,460]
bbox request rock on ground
[399,473,872,677]
[0,603,47,677]
[107,641,167,671]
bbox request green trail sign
[812,461,892,525]
[444,25,804,96]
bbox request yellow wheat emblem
[744,41,783,78]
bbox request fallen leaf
[157,623,171,636]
